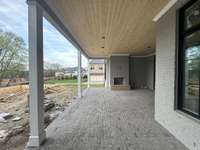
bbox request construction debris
[12,117,22,122]
[49,111,61,120]
[0,117,7,123]
[44,100,55,112]
[0,112,12,120]
[0,84,78,150]
[0,130,8,141]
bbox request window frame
[178,0,200,119]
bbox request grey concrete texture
[40,88,188,150]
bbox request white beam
[153,0,178,22]
[110,54,130,57]
[26,0,46,148]
[78,50,82,98]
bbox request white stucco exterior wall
[155,1,200,150]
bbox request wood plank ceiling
[45,0,170,58]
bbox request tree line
[0,29,68,82]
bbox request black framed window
[178,0,200,119]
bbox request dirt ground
[0,84,78,150]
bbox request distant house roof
[89,59,105,64]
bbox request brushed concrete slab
[40,88,188,150]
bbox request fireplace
[114,77,124,85]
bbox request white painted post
[105,62,107,88]
[104,62,106,88]
[87,59,90,88]
[105,59,110,88]
[78,50,82,98]
[26,0,46,148]
[108,58,111,88]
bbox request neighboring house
[64,71,72,77]
[55,69,86,79]
[89,60,105,84]
[65,69,86,77]
[55,72,65,79]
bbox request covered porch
[26,0,200,149]
[40,88,187,150]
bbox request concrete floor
[41,88,188,150]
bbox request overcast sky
[0,0,88,68]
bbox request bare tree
[0,30,28,80]
[44,62,63,77]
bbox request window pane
[184,30,200,60]
[184,60,200,86]
[182,59,199,114]
[183,85,199,114]
[185,0,200,30]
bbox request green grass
[90,84,105,87]
[46,79,104,88]
[46,79,78,84]
[46,79,88,85]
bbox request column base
[26,131,46,149]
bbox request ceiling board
[45,0,170,57]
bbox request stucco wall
[146,56,155,90]
[110,56,129,86]
[155,0,200,150]
[130,56,154,90]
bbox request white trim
[153,0,178,22]
[89,56,107,59]
[110,54,130,57]
[131,53,155,58]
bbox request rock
[9,93,15,97]
[44,114,51,126]
[0,130,8,141]
[12,117,22,121]
[24,108,29,113]
[13,126,23,130]
[49,111,61,120]
[0,112,12,120]
[0,117,7,123]
[55,106,60,110]
[44,101,55,112]
[11,126,24,135]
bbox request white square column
[78,50,82,98]
[105,59,110,88]
[87,59,90,88]
[27,0,46,148]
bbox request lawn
[46,79,87,85]
[46,79,105,88]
